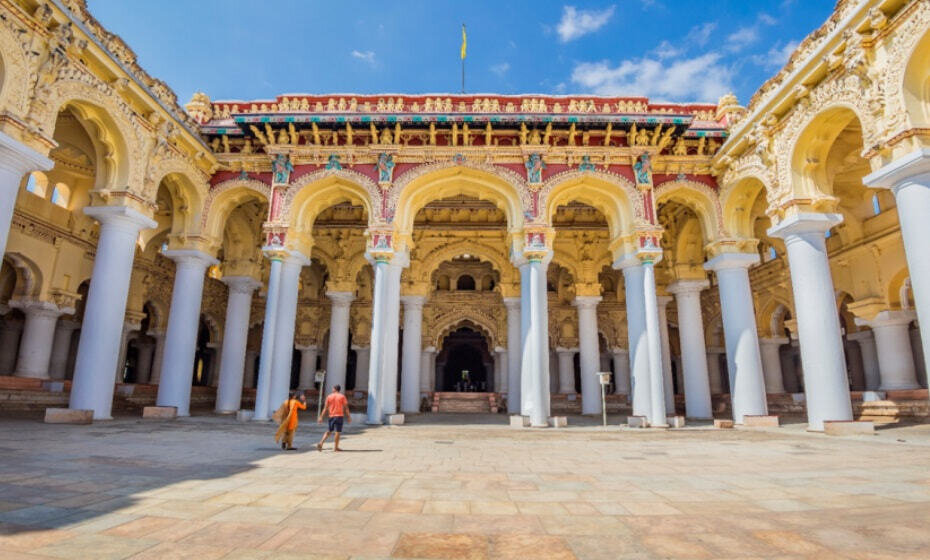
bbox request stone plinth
[510,415,530,428]
[386,413,405,425]
[627,416,648,428]
[823,420,875,436]
[236,410,254,422]
[142,406,177,419]
[667,416,686,428]
[549,416,567,428]
[714,419,734,429]
[743,415,780,427]
[44,408,92,424]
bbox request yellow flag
[461,24,467,60]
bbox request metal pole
[601,383,607,427]
[316,370,326,418]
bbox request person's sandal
[316,442,323,452]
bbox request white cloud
[491,62,510,77]
[758,13,777,25]
[556,5,616,42]
[570,52,733,102]
[752,40,799,70]
[726,26,759,50]
[351,50,376,66]
[685,22,717,48]
[653,40,683,60]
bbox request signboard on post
[315,370,326,417]
[597,371,610,427]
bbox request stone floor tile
[392,532,488,560]
[126,541,231,560]
[178,521,284,549]
[33,533,158,560]
[208,505,292,525]
[490,534,576,560]
[423,501,470,515]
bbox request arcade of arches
[1,0,930,430]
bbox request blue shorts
[327,417,344,432]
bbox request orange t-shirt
[325,393,348,417]
[286,399,306,430]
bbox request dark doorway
[436,327,492,391]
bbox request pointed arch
[391,162,524,237]
[431,312,501,350]
[285,170,376,237]
[655,179,727,242]
[540,170,638,241]
[200,178,271,243]
[415,238,513,285]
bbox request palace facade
[1,0,929,429]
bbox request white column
[134,340,155,384]
[865,151,930,391]
[504,297,521,413]
[759,337,788,394]
[243,350,258,389]
[856,311,920,390]
[911,326,926,385]
[207,342,222,387]
[269,253,308,408]
[48,320,79,380]
[353,345,370,391]
[0,131,53,259]
[366,257,391,423]
[574,295,602,415]
[668,280,713,419]
[704,253,768,424]
[148,331,166,385]
[419,346,435,392]
[618,259,652,419]
[400,295,425,413]
[215,276,260,413]
[114,321,140,383]
[494,347,508,393]
[656,295,675,414]
[611,348,630,397]
[155,250,217,416]
[518,256,551,427]
[380,261,404,414]
[706,348,724,395]
[0,318,23,375]
[642,260,668,427]
[556,347,577,394]
[253,254,283,421]
[297,345,319,390]
[769,215,851,430]
[10,300,70,379]
[492,348,502,391]
[69,206,156,420]
[325,291,354,393]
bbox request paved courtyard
[0,413,929,559]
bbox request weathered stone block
[791,393,806,403]
[142,406,177,419]
[667,415,686,428]
[510,415,530,427]
[861,391,886,402]
[236,409,254,422]
[41,381,66,393]
[44,408,92,424]
[627,415,648,428]
[115,385,135,397]
[824,420,874,436]
[549,416,568,428]
[743,415,779,427]
[386,413,405,425]
[714,419,734,429]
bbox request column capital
[759,336,790,346]
[610,347,629,355]
[262,247,310,265]
[8,298,72,318]
[296,344,319,351]
[422,345,437,354]
[400,294,426,308]
[0,130,53,175]
[503,297,520,310]
[667,279,710,295]
[707,346,726,354]
[493,346,506,354]
[146,329,166,339]
[222,275,262,294]
[572,295,602,309]
[864,147,930,190]
[846,330,874,342]
[350,343,369,351]
[163,249,219,268]
[84,205,157,232]
[555,346,579,354]
[326,290,355,306]
[855,309,917,329]
[767,212,843,239]
[703,252,759,272]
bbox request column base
[742,415,780,427]
[142,406,178,419]
[45,408,93,424]
[509,415,530,428]
[822,420,875,436]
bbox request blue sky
[87,1,833,106]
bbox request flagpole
[461,23,466,93]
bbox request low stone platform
[43,407,92,424]
[142,406,177,419]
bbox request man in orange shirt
[274,391,307,450]
[317,384,351,452]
